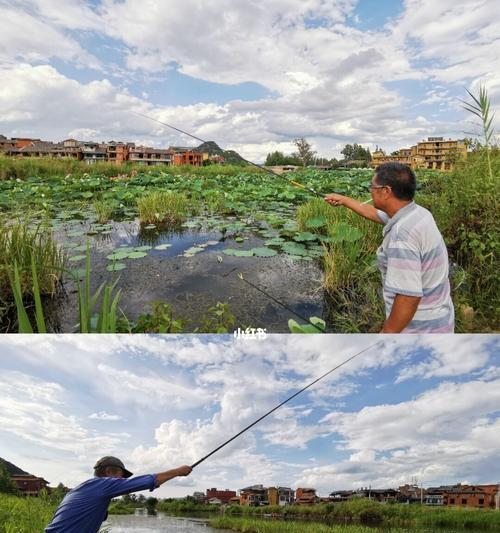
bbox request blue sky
[0,335,498,497]
[0,0,498,161]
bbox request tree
[0,463,18,495]
[50,482,70,503]
[292,138,316,167]
[340,143,372,167]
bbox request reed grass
[0,220,66,302]
[210,517,398,533]
[0,493,56,533]
[93,199,115,223]
[137,190,190,224]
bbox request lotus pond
[0,162,451,333]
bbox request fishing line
[133,111,325,198]
[190,339,384,469]
[236,272,325,333]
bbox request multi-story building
[295,487,318,505]
[372,137,466,171]
[443,484,500,509]
[129,146,172,166]
[206,487,237,504]
[239,484,268,506]
[267,486,294,506]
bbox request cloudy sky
[0,1,499,161]
[0,334,498,498]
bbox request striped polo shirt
[376,202,454,333]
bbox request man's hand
[324,193,349,206]
[156,465,192,486]
[381,294,421,333]
[324,193,382,224]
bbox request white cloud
[0,372,128,456]
[88,411,124,421]
[0,4,100,67]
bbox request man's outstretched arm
[324,193,383,224]
[155,465,192,487]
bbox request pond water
[104,514,488,533]
[105,514,219,532]
[43,213,328,333]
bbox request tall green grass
[137,190,191,224]
[93,199,115,223]
[0,220,66,305]
[0,156,139,181]
[0,493,56,533]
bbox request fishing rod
[133,111,325,199]
[236,272,325,333]
[190,339,384,469]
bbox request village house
[206,487,237,504]
[1,458,49,497]
[295,487,318,505]
[267,486,294,506]
[239,484,268,506]
[442,484,500,509]
[372,137,467,171]
[128,146,172,166]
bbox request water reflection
[106,514,217,532]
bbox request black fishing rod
[133,111,324,198]
[190,339,384,469]
[236,272,325,333]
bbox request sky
[0,334,499,498]
[0,1,499,162]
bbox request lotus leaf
[251,247,278,257]
[305,216,327,229]
[154,244,172,250]
[128,251,148,259]
[68,255,86,262]
[106,262,126,271]
[294,232,318,242]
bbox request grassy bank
[211,517,393,533]
[0,494,56,533]
[219,501,500,529]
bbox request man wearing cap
[45,456,192,532]
[325,162,454,333]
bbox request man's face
[105,466,124,478]
[369,174,390,209]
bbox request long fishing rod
[236,272,325,333]
[133,111,325,198]
[190,339,384,469]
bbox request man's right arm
[155,465,192,487]
[324,194,383,224]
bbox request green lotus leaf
[154,244,172,250]
[68,254,86,262]
[128,251,148,259]
[106,262,126,271]
[305,216,327,229]
[251,247,278,257]
[294,232,318,242]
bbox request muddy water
[45,217,327,332]
[106,514,220,531]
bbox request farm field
[0,155,497,333]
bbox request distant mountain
[194,141,247,165]
[0,457,30,476]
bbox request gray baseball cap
[94,456,133,478]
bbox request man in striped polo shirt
[325,162,454,333]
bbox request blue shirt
[45,474,157,533]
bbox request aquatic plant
[93,199,115,223]
[137,190,191,224]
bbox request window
[479,499,484,505]
[461,499,467,505]
[450,498,455,504]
